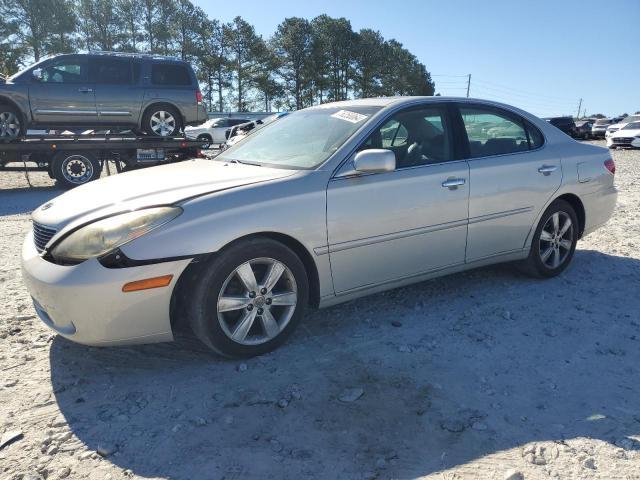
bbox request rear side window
[151,64,191,86]
[460,106,530,157]
[90,57,131,84]
[525,121,544,149]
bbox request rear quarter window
[151,64,192,86]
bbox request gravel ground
[1,141,639,480]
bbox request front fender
[119,172,334,297]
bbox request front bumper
[607,137,640,148]
[21,231,192,346]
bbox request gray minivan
[0,52,207,138]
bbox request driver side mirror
[353,149,396,173]
[32,68,43,81]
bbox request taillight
[604,158,615,175]
[196,90,203,103]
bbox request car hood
[32,159,297,230]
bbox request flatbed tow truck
[0,133,206,188]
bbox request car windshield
[622,115,640,123]
[218,105,381,169]
[622,122,640,130]
[595,119,610,125]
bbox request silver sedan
[21,97,617,357]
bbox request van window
[90,57,131,84]
[40,59,88,84]
[151,64,191,86]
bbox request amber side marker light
[122,275,173,292]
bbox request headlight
[50,206,182,262]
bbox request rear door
[29,56,97,125]
[459,104,562,261]
[144,62,195,126]
[90,56,143,127]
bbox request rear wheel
[520,200,578,278]
[0,105,23,140]
[188,238,309,358]
[52,151,101,189]
[142,105,182,137]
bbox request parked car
[22,97,617,358]
[544,116,577,137]
[0,52,206,139]
[222,112,288,150]
[607,121,640,149]
[574,120,594,139]
[606,115,640,138]
[184,117,251,147]
[591,118,612,138]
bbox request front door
[327,104,469,294]
[459,104,562,261]
[29,56,97,125]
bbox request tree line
[0,0,435,112]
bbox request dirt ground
[1,140,639,480]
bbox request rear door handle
[538,165,557,175]
[442,178,466,189]
[78,88,93,93]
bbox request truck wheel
[0,105,24,140]
[142,105,182,137]
[52,151,101,189]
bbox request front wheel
[196,134,213,149]
[520,200,578,278]
[188,238,309,358]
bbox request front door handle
[538,165,557,175]
[442,178,466,189]
[78,88,93,93]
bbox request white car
[607,121,640,149]
[185,117,251,147]
[605,115,640,138]
[591,119,611,138]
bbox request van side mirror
[353,149,396,173]
[32,68,43,81]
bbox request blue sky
[195,0,639,118]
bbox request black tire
[520,199,579,278]
[0,104,24,140]
[52,151,101,189]
[141,104,182,137]
[188,237,309,358]
[196,134,213,149]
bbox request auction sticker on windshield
[331,110,368,123]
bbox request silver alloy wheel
[61,155,94,184]
[217,257,298,346]
[150,110,177,136]
[0,111,21,138]
[539,211,573,269]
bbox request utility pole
[466,74,471,98]
[576,98,582,119]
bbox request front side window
[90,57,131,84]
[151,64,191,86]
[360,106,452,168]
[461,106,530,157]
[40,59,87,84]
[219,105,381,169]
